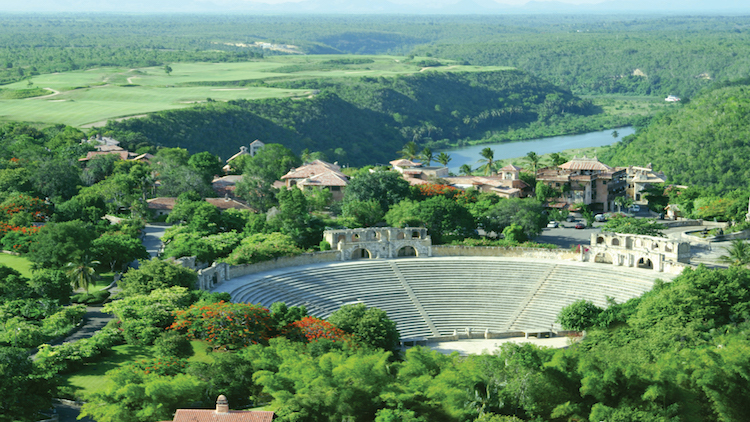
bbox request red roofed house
[168,395,275,422]
[536,156,626,212]
[147,197,253,217]
[280,160,349,201]
[389,158,449,185]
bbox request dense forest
[2,14,750,97]
[601,78,750,193]
[99,70,613,166]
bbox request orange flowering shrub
[169,301,273,349]
[414,184,462,200]
[289,316,348,343]
[127,357,189,376]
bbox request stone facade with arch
[324,227,432,261]
[586,232,690,272]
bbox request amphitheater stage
[423,336,575,356]
[212,256,674,348]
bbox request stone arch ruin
[324,227,432,261]
[586,233,690,272]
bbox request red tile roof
[172,410,275,422]
[558,157,613,171]
[281,160,344,180]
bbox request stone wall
[433,245,580,261]
[197,251,340,290]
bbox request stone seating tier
[215,258,672,340]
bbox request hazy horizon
[3,0,749,14]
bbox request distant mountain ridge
[8,0,750,14]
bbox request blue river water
[441,127,635,174]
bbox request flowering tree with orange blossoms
[289,316,349,343]
[169,301,273,350]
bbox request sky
[2,0,747,14]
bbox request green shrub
[153,331,194,358]
[71,290,110,304]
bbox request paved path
[143,223,169,258]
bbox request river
[441,127,635,174]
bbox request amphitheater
[212,254,675,347]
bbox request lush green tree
[27,220,97,269]
[601,215,665,237]
[501,223,527,243]
[459,164,473,176]
[164,64,172,75]
[79,369,204,422]
[534,181,557,202]
[398,141,419,161]
[80,154,120,186]
[719,239,750,267]
[187,353,259,409]
[270,302,309,331]
[66,255,100,293]
[0,264,30,300]
[222,232,303,265]
[29,269,72,304]
[30,157,81,201]
[420,147,433,166]
[188,151,222,184]
[477,147,495,176]
[524,151,540,174]
[548,152,567,167]
[328,303,400,351]
[341,199,385,228]
[387,196,476,244]
[153,331,193,358]
[0,346,55,422]
[436,152,452,167]
[480,198,547,239]
[556,299,603,331]
[170,301,273,349]
[92,232,149,273]
[614,195,634,213]
[343,170,411,213]
[118,259,197,296]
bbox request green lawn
[0,253,33,278]
[61,340,215,400]
[0,56,513,127]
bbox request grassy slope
[0,253,33,278]
[0,56,512,127]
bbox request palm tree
[525,151,540,173]
[66,255,100,293]
[477,147,495,176]
[548,152,567,167]
[459,164,473,176]
[719,239,750,267]
[420,147,433,166]
[436,152,452,167]
[397,141,418,161]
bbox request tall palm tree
[397,141,419,161]
[525,151,540,173]
[459,164,473,176]
[420,147,433,166]
[548,152,567,167]
[436,152,452,167]
[477,147,495,176]
[66,255,100,293]
[719,239,750,267]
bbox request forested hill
[101,70,601,166]
[600,80,750,192]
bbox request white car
[547,221,559,228]
[630,204,641,213]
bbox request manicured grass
[0,56,514,127]
[62,340,214,399]
[0,253,33,278]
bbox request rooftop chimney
[216,395,229,413]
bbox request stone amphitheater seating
[214,257,673,340]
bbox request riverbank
[443,127,635,174]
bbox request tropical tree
[164,64,172,75]
[436,152,452,167]
[548,152,567,167]
[525,151,541,173]
[66,255,100,293]
[459,164,473,176]
[614,195,634,213]
[421,147,433,166]
[477,147,495,176]
[719,239,750,267]
[612,130,619,139]
[397,141,419,161]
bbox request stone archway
[637,257,653,269]
[351,248,372,260]
[397,246,418,257]
[594,252,612,264]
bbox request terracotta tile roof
[297,172,348,187]
[146,197,177,210]
[212,175,244,186]
[205,198,253,211]
[282,160,344,180]
[172,410,275,422]
[498,164,524,172]
[389,159,420,168]
[558,157,613,172]
[78,151,131,162]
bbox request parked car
[595,213,607,222]
[547,221,559,228]
[566,215,576,222]
[575,222,586,229]
[630,204,641,213]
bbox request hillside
[601,80,750,192]
[101,69,607,166]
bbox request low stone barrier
[433,245,580,261]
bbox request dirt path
[26,88,60,100]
